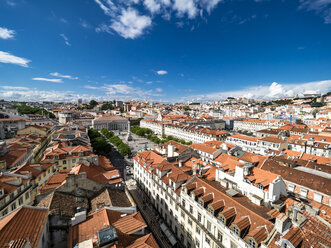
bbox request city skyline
[1,0,331,102]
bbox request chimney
[168,144,174,157]
[275,213,290,233]
[293,208,298,222]
[71,210,87,226]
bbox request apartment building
[260,159,331,206]
[0,173,33,217]
[226,134,258,153]
[257,136,288,152]
[133,148,277,248]
[140,119,228,143]
[140,119,165,135]
[13,162,57,198]
[68,207,158,247]
[41,144,97,170]
[288,134,331,158]
[233,119,288,134]
[0,118,26,139]
[215,163,287,205]
[164,124,229,143]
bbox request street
[126,179,175,248]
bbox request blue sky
[0,0,331,102]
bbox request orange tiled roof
[0,206,48,248]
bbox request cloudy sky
[0,0,331,102]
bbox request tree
[89,99,98,107]
[101,102,114,110]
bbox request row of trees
[88,129,111,155]
[100,128,131,156]
[101,128,114,139]
[131,126,152,136]
[13,104,56,118]
[131,126,192,145]
[109,136,131,157]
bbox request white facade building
[133,149,276,248]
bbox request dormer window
[220,216,225,223]
[199,200,204,207]
[258,184,264,190]
[248,239,256,248]
[233,226,239,235]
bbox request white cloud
[0,87,92,102]
[0,27,15,39]
[84,83,161,100]
[110,8,152,39]
[155,87,163,92]
[80,19,92,28]
[299,0,331,24]
[32,78,63,83]
[60,18,68,23]
[173,0,197,18]
[6,0,16,6]
[84,85,100,90]
[156,70,168,75]
[94,0,117,16]
[0,83,162,102]
[0,51,30,67]
[181,80,331,102]
[94,0,225,38]
[50,72,78,80]
[60,34,71,46]
[0,86,29,90]
[144,0,161,13]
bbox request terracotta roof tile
[0,206,48,248]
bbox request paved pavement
[126,179,175,248]
[118,132,157,156]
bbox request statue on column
[126,120,133,141]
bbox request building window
[63,160,67,164]
[190,205,193,214]
[207,220,211,231]
[196,226,201,234]
[3,208,8,216]
[233,226,239,235]
[198,213,202,223]
[188,219,192,226]
[248,239,256,248]
[205,237,210,244]
[182,199,186,208]
[181,211,185,219]
[220,216,225,224]
[231,241,237,248]
[218,230,223,242]
[208,208,213,215]
[25,192,29,200]
[199,200,204,207]
[18,197,23,205]
[11,202,16,211]
[196,239,200,247]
